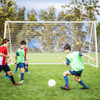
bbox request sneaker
[5,76,10,79]
[14,70,17,73]
[80,87,88,90]
[26,71,30,73]
[19,80,24,84]
[60,85,70,90]
[13,83,22,86]
[18,75,21,78]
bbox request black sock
[9,76,16,84]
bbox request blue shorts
[69,70,83,77]
[0,64,10,72]
[17,63,25,68]
[24,59,27,61]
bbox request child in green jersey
[60,44,96,90]
[15,41,27,83]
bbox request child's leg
[63,71,72,87]
[7,71,16,84]
[3,65,16,84]
[25,66,28,72]
[15,64,19,72]
[20,68,25,81]
[6,73,8,77]
[4,65,21,85]
[25,61,29,72]
[5,72,9,79]
[74,76,88,88]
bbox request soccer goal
[4,21,98,68]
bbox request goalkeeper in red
[60,44,96,90]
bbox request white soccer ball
[48,79,56,87]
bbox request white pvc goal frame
[4,21,98,68]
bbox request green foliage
[39,6,56,21]
[0,0,26,41]
[27,9,37,21]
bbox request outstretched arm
[82,53,96,62]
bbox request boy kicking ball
[60,44,96,90]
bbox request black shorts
[0,64,10,72]
[69,70,83,77]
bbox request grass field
[0,54,100,100]
[9,52,96,65]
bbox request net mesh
[4,21,98,67]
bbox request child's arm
[63,61,69,67]
[63,58,70,67]
[15,52,19,64]
[82,53,96,62]
[0,53,9,59]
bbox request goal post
[4,21,98,68]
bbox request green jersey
[66,51,84,71]
[16,47,25,64]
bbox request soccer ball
[58,57,62,60]
[48,79,56,87]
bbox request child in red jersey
[0,39,21,85]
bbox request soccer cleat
[80,87,88,90]
[5,76,10,79]
[14,70,17,73]
[19,80,24,84]
[60,85,70,90]
[18,75,21,77]
[13,83,22,86]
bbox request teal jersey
[66,51,84,71]
[16,47,25,64]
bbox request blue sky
[13,0,100,21]
[14,0,68,11]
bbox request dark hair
[2,39,9,44]
[20,41,26,45]
[64,44,71,51]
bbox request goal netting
[4,21,98,67]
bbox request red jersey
[0,46,7,65]
[24,47,27,59]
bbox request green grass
[9,52,97,65]
[0,54,100,100]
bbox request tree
[27,9,37,21]
[0,0,26,45]
[39,6,56,21]
[0,0,16,43]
